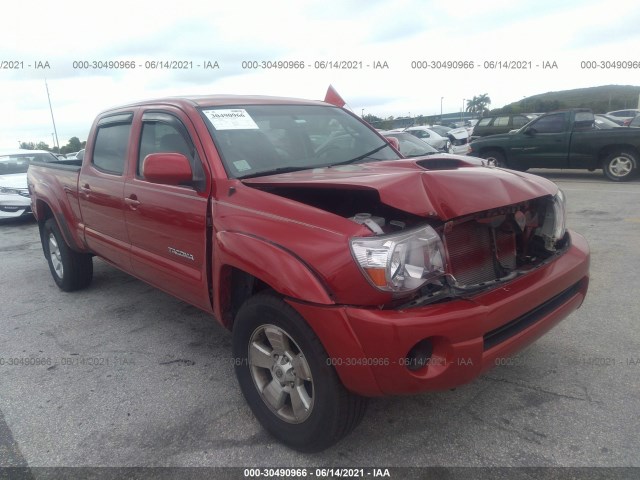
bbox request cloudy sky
[1,0,639,149]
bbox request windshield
[200,105,400,179]
[383,132,439,157]
[0,152,57,175]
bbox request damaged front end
[348,191,569,308]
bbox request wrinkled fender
[33,198,84,252]
[30,169,86,252]
[213,231,334,314]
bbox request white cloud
[0,0,639,147]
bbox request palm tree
[466,94,492,116]
[466,98,478,114]
[476,93,491,114]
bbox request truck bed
[27,161,84,251]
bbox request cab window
[493,117,509,127]
[138,113,206,190]
[531,113,566,134]
[93,122,131,175]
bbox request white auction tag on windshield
[202,109,259,130]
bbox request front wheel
[602,151,637,181]
[232,293,367,452]
[480,150,507,168]
[42,218,93,291]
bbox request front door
[123,109,212,312]
[508,112,570,168]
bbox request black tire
[232,293,367,452]
[602,151,638,182]
[481,149,507,168]
[42,218,93,291]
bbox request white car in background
[405,125,471,155]
[606,109,640,125]
[403,126,448,151]
[0,150,60,218]
[444,126,472,155]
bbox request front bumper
[289,230,590,396]
[0,195,31,218]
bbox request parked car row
[606,109,640,126]
[386,125,472,155]
[468,109,640,181]
[0,150,62,218]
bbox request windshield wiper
[328,144,389,167]
[238,166,311,180]
[406,151,436,157]
[238,143,392,179]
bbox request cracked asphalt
[0,169,639,470]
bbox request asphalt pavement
[0,169,639,476]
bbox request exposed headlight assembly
[350,225,446,293]
[538,190,567,251]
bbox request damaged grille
[442,200,550,289]
[445,222,497,285]
[397,195,567,309]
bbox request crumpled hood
[242,159,557,221]
[447,127,469,140]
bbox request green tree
[66,137,82,152]
[19,141,36,150]
[466,94,492,116]
[363,114,383,124]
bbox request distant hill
[493,85,640,115]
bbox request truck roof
[543,108,593,114]
[101,95,331,113]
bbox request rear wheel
[232,293,367,452]
[602,151,637,181]
[42,218,93,291]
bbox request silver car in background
[0,150,60,218]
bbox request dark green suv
[471,114,532,139]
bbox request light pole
[461,98,465,121]
[440,97,444,119]
[361,108,365,118]
[45,79,60,151]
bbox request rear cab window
[530,113,567,134]
[92,114,133,175]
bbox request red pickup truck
[27,92,590,452]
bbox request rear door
[123,108,212,312]
[78,113,134,271]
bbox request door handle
[80,184,91,195]
[124,195,141,209]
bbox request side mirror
[384,136,400,151]
[524,127,537,136]
[142,153,192,185]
